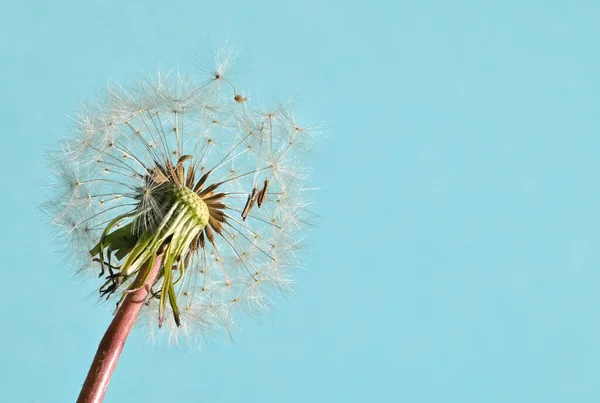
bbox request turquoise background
[2,1,600,402]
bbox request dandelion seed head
[46,48,317,344]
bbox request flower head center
[172,185,209,229]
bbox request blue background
[2,0,600,402]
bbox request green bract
[91,181,210,326]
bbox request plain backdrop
[2,0,600,402]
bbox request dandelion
[46,48,316,403]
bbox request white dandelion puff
[46,48,317,346]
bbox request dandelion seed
[45,47,317,403]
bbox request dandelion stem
[77,255,163,403]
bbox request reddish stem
[77,256,163,403]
